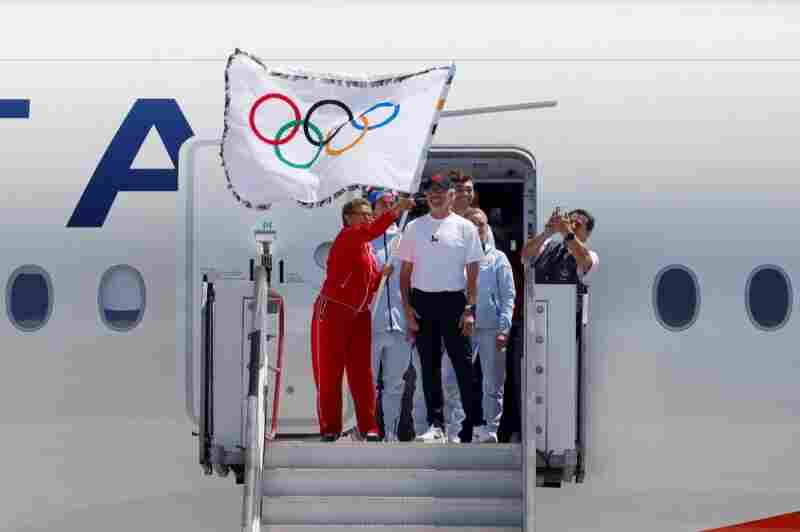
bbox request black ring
[303,99,354,147]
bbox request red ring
[248,93,301,146]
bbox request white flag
[221,49,455,209]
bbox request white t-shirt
[397,213,484,292]
[539,236,600,285]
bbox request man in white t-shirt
[398,173,484,444]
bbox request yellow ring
[325,115,369,156]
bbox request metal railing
[241,241,272,532]
[266,292,285,441]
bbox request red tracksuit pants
[311,296,378,436]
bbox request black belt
[412,288,465,296]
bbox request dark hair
[570,208,595,233]
[448,169,472,184]
[342,198,371,226]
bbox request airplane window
[6,265,53,332]
[653,265,700,331]
[313,241,333,270]
[746,265,792,331]
[98,265,146,331]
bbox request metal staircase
[260,440,524,531]
[185,211,548,532]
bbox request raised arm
[521,209,558,261]
[344,198,415,244]
[565,236,595,272]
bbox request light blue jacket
[371,225,406,334]
[476,244,515,334]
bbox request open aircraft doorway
[177,109,595,532]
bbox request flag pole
[370,61,454,320]
[369,200,410,319]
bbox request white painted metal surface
[5,4,800,532]
[209,278,253,450]
[536,285,579,456]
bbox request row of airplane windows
[3,263,793,333]
[654,264,792,332]
[5,264,146,333]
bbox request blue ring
[351,102,400,131]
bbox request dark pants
[411,289,475,439]
[498,320,522,441]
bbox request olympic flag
[222,49,455,209]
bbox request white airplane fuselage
[2,3,800,531]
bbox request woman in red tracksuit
[311,195,413,442]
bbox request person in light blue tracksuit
[444,207,515,443]
[368,189,428,441]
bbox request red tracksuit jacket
[319,210,398,312]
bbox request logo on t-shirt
[431,233,439,243]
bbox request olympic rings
[249,93,301,146]
[303,100,353,147]
[274,120,323,169]
[351,102,400,131]
[325,115,369,156]
[248,92,401,168]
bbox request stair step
[265,441,521,470]
[262,468,522,498]
[262,526,520,531]
[261,496,522,527]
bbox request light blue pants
[372,331,428,437]
[444,329,506,435]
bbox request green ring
[274,119,323,169]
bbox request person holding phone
[521,207,599,285]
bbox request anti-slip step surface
[261,526,521,532]
[264,441,522,470]
[262,468,522,498]
[261,496,523,527]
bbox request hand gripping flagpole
[370,209,409,320]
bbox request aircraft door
[420,143,585,485]
[420,147,536,446]
[178,139,361,442]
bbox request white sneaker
[415,425,445,443]
[446,431,461,444]
[384,431,400,443]
[475,425,498,443]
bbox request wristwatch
[564,232,576,243]
[464,304,476,315]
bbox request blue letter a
[67,99,194,227]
